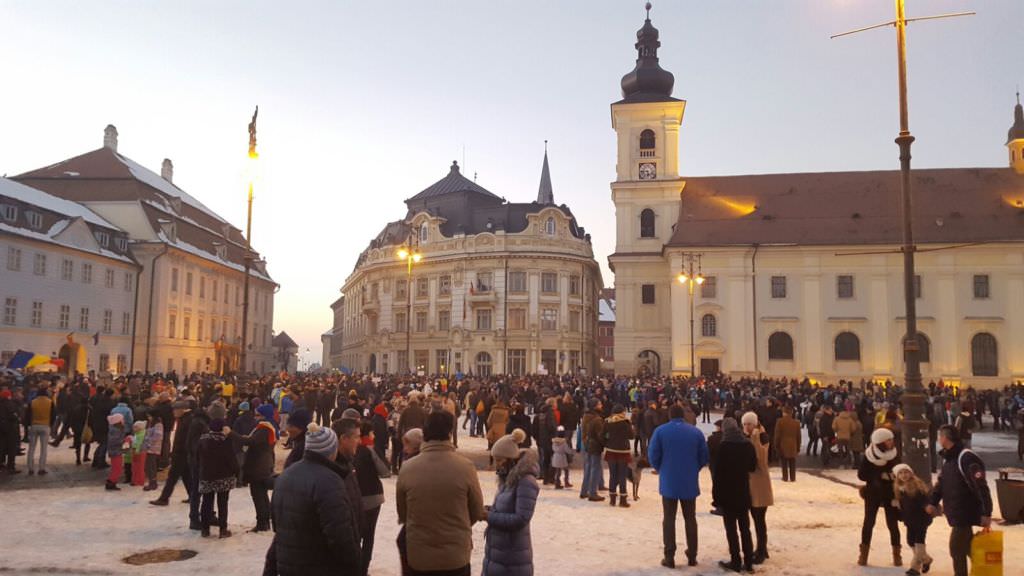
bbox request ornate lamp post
[397,240,422,374]
[676,252,704,377]
[240,106,258,375]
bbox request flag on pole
[93,331,100,345]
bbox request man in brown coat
[397,411,485,576]
[773,407,801,482]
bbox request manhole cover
[122,549,198,565]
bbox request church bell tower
[1008,91,1024,175]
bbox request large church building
[610,11,1024,388]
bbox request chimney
[103,125,118,151]
[161,158,174,182]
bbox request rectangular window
[439,275,451,296]
[25,211,42,229]
[102,309,112,334]
[122,312,131,335]
[81,263,92,284]
[33,253,46,276]
[94,231,109,248]
[99,353,110,372]
[476,272,493,292]
[914,274,922,299]
[394,312,407,332]
[569,309,581,331]
[771,276,787,298]
[475,308,492,331]
[701,276,717,299]
[0,204,16,222]
[59,304,69,329]
[6,247,21,271]
[641,283,656,304]
[236,285,240,304]
[415,310,427,332]
[414,350,429,373]
[541,308,558,331]
[198,319,204,343]
[837,275,854,299]
[416,277,429,298]
[79,307,89,331]
[223,281,229,303]
[509,308,526,330]
[199,277,206,299]
[212,279,218,301]
[104,268,115,288]
[438,309,450,332]
[185,272,193,295]
[116,354,127,374]
[168,312,177,338]
[973,274,990,299]
[395,279,407,299]
[62,258,73,280]
[31,301,42,327]
[509,271,527,293]
[183,316,191,340]
[569,275,581,296]
[435,350,449,374]
[396,350,408,373]
[569,350,580,373]
[541,272,558,293]
[3,298,16,325]
[508,349,527,376]
[171,268,179,292]
[114,237,128,252]
[124,272,133,292]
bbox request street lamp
[240,106,259,375]
[831,2,972,483]
[676,252,704,378]
[397,239,422,374]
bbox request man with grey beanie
[267,422,361,575]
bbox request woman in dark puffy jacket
[483,430,539,576]
[603,404,634,508]
[198,409,239,539]
[227,406,276,532]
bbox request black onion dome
[619,5,676,103]
[1008,96,1024,144]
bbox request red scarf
[256,421,277,446]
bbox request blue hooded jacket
[648,418,709,500]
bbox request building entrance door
[699,358,719,377]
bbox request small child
[551,426,573,490]
[142,412,164,491]
[105,414,126,491]
[892,463,933,576]
[130,421,147,486]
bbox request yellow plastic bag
[970,530,1002,576]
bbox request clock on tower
[639,162,656,180]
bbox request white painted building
[14,126,278,376]
[609,13,1024,388]
[1,177,138,374]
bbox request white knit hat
[871,427,894,445]
[741,411,759,426]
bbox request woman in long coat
[483,430,540,576]
[742,411,774,565]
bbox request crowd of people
[0,369,1018,575]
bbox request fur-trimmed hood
[498,449,539,490]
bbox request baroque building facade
[13,126,277,375]
[610,12,1024,388]
[335,155,603,376]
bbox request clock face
[639,162,656,180]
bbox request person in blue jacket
[648,403,710,569]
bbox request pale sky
[2,1,1020,366]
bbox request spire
[1008,88,1024,145]
[619,2,676,103]
[537,141,554,205]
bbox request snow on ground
[1,433,1021,575]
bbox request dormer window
[114,237,128,252]
[545,217,556,235]
[0,204,16,222]
[158,218,177,243]
[213,242,227,260]
[25,211,42,230]
[419,222,429,243]
[94,230,110,248]
[639,129,656,158]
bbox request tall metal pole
[241,106,258,375]
[406,255,412,373]
[688,271,695,377]
[893,0,930,483]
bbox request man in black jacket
[267,422,361,576]
[927,425,993,576]
[151,402,193,509]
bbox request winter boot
[858,544,869,566]
[105,481,120,491]
[609,493,617,507]
[201,527,211,538]
[219,528,232,539]
[618,493,630,508]
[892,545,903,567]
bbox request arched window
[475,351,493,377]
[419,222,429,243]
[768,332,794,360]
[701,314,717,337]
[545,217,555,235]
[902,332,931,364]
[971,332,998,376]
[640,208,656,238]
[834,332,861,361]
[639,129,656,157]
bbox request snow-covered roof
[0,178,117,229]
[599,298,616,323]
[114,153,226,224]
[157,229,274,283]
[0,221,136,264]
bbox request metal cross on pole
[831,1,973,485]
